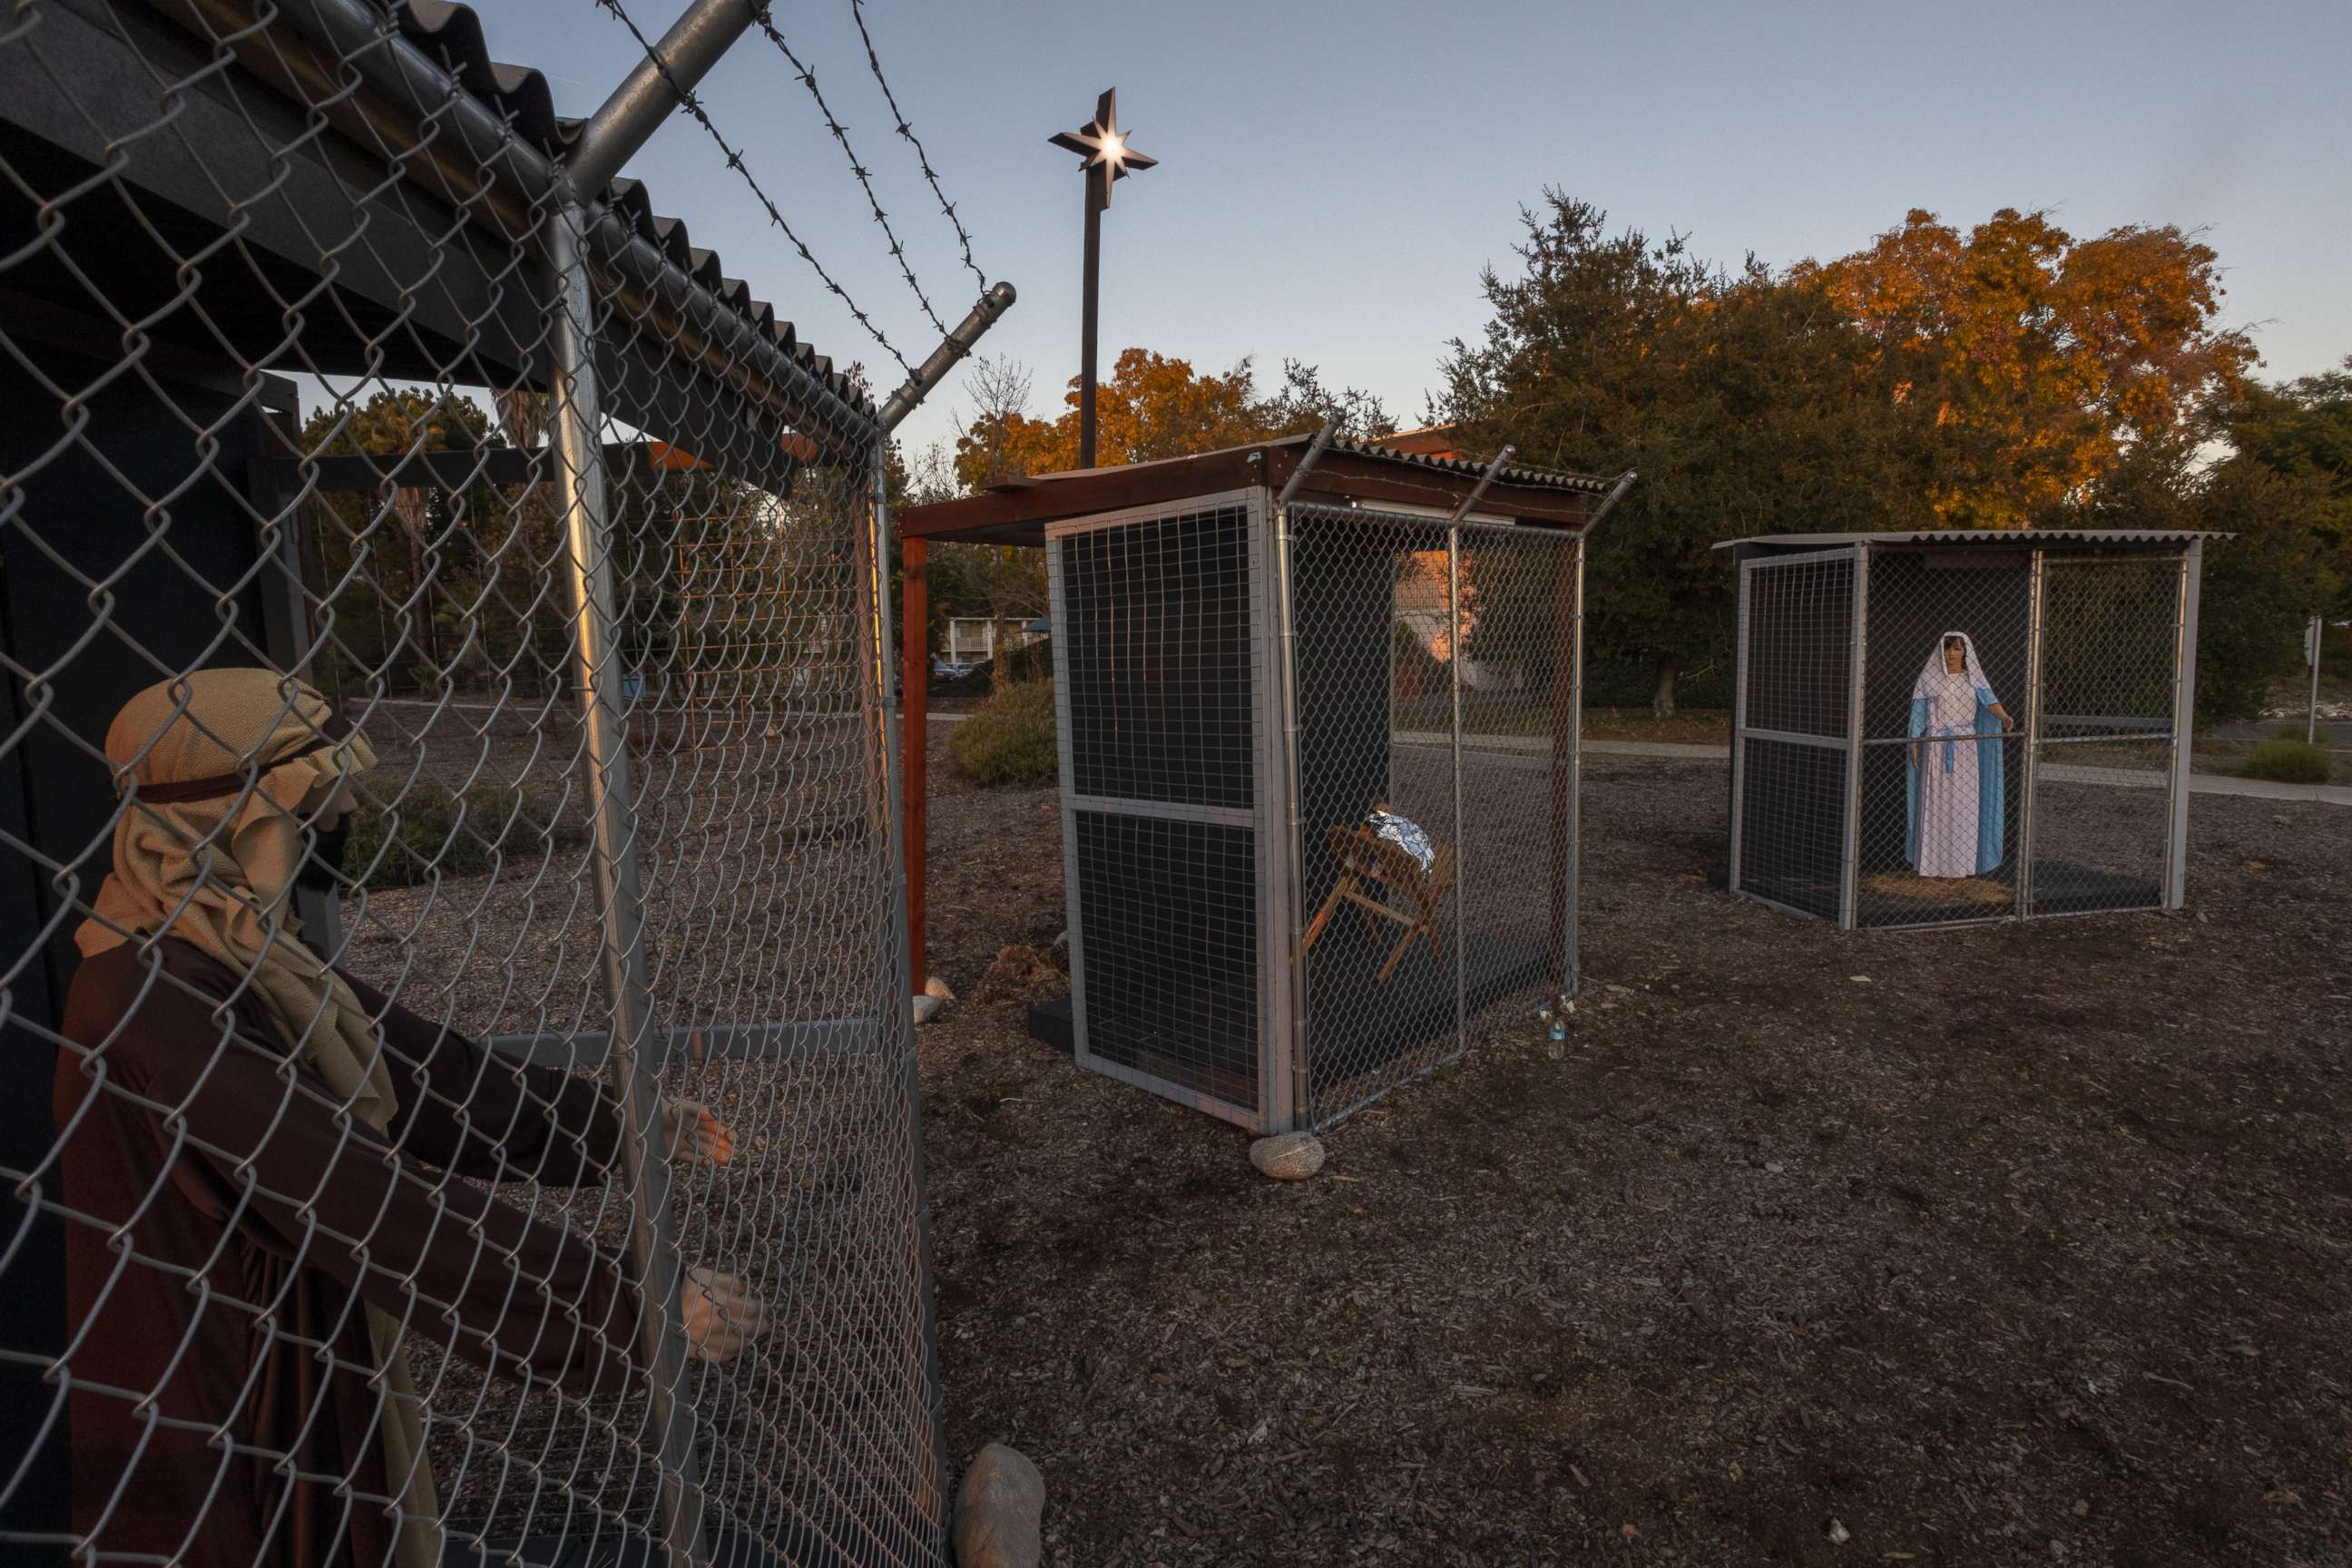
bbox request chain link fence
[1,1,947,1563]
[1729,534,2207,931]
[1287,507,1580,1126]
[1046,492,1583,1134]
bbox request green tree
[1437,195,1909,713]
[2211,360,2352,612]
[2181,360,2352,720]
[301,389,495,692]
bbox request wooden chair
[1300,811,1456,984]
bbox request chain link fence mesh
[1732,540,2198,932]
[1283,505,1578,1130]
[1,1,946,1562]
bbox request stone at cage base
[955,1443,1044,1568]
[1250,1132,1326,1180]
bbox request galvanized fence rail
[0,0,1003,1562]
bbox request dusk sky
[498,0,2352,459]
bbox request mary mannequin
[1906,632,2020,878]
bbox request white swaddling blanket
[1367,806,1435,869]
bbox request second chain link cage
[1726,530,2214,932]
[2,0,949,1563]
[1014,450,1619,1139]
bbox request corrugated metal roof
[1716,529,2223,550]
[376,0,875,417]
[996,433,1623,498]
[1307,434,1623,496]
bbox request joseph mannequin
[54,669,757,1566]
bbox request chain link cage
[1728,534,2209,932]
[1,2,946,1563]
[1045,494,1583,1135]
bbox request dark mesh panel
[1073,811,1259,1112]
[1060,509,1254,809]
[1739,740,1849,919]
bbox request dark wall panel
[1059,509,1255,809]
[1073,811,1259,1111]
[1,338,277,1556]
[1289,517,1396,906]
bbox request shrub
[2238,737,2336,785]
[345,777,574,889]
[950,678,1057,786]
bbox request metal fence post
[2166,542,2203,909]
[1447,523,1466,1051]
[546,198,707,1568]
[1273,423,1336,1128]
[1729,559,1750,895]
[1563,535,1587,995]
[2311,613,2326,746]
[1838,545,1869,930]
[2018,551,2047,920]
[1440,446,1510,1054]
[870,443,950,1539]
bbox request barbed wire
[847,0,987,292]
[587,0,915,377]
[748,13,947,338]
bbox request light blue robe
[1906,689,2006,876]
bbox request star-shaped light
[1049,88,1157,210]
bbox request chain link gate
[1728,532,2209,931]
[0,0,960,1562]
[1729,548,1864,922]
[1281,506,1581,1131]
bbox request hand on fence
[682,1266,768,1363]
[663,1098,736,1165]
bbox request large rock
[1250,1131,1326,1181]
[955,1443,1044,1568]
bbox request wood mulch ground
[917,728,2352,1566]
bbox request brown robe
[54,936,643,1566]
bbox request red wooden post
[901,537,929,990]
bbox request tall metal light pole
[1051,88,1156,469]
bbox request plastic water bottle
[1543,998,1570,1059]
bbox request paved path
[931,713,2346,806]
[1573,739,2351,806]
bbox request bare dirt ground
[918,728,2352,1566]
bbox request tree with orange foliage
[1792,208,2255,528]
[1439,193,2259,715]
[953,348,1391,492]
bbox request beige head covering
[76,668,440,1568]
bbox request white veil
[1913,631,1996,706]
